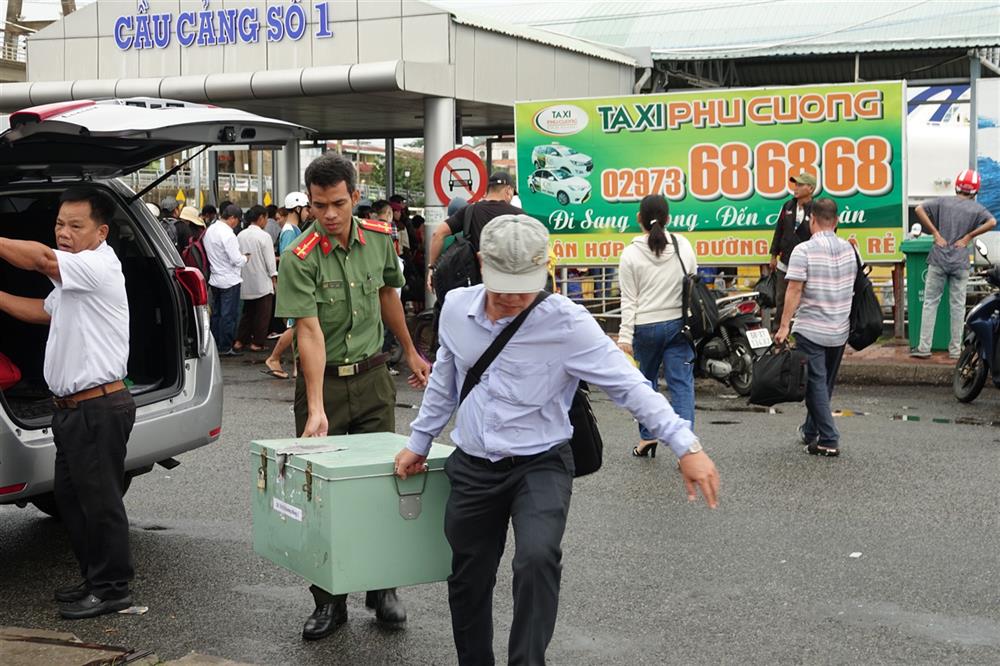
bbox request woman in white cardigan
[617,194,698,458]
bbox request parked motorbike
[694,292,772,396]
[954,240,1000,402]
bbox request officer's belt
[324,352,390,378]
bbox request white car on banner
[528,167,592,206]
[530,143,594,176]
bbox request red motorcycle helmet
[955,169,981,194]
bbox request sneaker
[806,443,840,457]
[219,348,244,357]
[797,425,818,446]
[909,349,932,359]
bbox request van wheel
[30,474,135,520]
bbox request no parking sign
[432,148,488,205]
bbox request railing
[555,264,992,338]
[0,32,26,63]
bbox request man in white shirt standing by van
[203,203,249,356]
[0,186,137,619]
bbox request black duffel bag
[754,272,777,309]
[749,344,809,406]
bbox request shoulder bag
[670,234,719,341]
[458,291,603,477]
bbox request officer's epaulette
[358,219,393,235]
[292,231,322,260]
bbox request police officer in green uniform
[275,152,431,641]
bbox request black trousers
[51,389,136,600]
[444,443,574,666]
[236,293,274,346]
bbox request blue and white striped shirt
[406,285,697,461]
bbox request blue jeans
[210,284,241,352]
[632,318,695,438]
[796,334,845,447]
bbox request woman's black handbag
[754,272,777,309]
[848,249,882,351]
[458,292,603,477]
[749,345,809,406]
[670,235,719,341]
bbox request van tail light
[0,482,27,495]
[737,301,757,315]
[175,267,208,306]
[175,267,212,357]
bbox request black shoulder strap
[462,202,475,237]
[669,233,689,275]
[670,234,691,322]
[459,291,550,405]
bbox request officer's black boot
[366,588,406,624]
[302,594,348,640]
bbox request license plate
[746,328,773,349]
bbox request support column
[276,139,301,198]
[970,53,981,170]
[423,97,456,308]
[385,138,395,199]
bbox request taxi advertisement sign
[515,81,907,265]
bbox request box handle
[394,473,428,520]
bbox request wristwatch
[683,438,703,456]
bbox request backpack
[433,204,481,304]
[182,235,211,282]
[670,234,719,342]
[848,247,882,351]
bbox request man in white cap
[395,215,719,666]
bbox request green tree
[369,153,426,206]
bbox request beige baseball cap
[479,214,549,294]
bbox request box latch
[257,451,267,492]
[395,473,428,520]
[303,462,313,502]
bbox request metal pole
[969,53,980,170]
[423,96,456,308]
[385,138,395,199]
[257,149,265,203]
[207,152,218,206]
[854,53,860,82]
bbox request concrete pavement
[3,355,1000,665]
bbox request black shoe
[54,580,90,603]
[59,593,132,620]
[365,588,406,624]
[806,443,840,457]
[302,598,348,640]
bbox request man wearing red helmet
[911,169,996,359]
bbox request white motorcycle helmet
[284,191,309,209]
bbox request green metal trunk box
[250,432,453,595]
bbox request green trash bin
[900,235,953,352]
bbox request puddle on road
[891,414,1000,427]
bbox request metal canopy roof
[432,0,1000,60]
